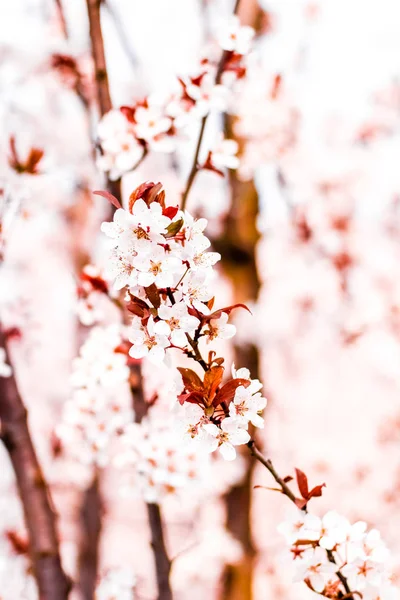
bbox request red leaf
[177,368,204,393]
[177,391,204,405]
[207,303,251,321]
[144,284,160,309]
[283,476,294,483]
[203,366,224,406]
[93,190,122,210]
[163,205,179,219]
[128,181,164,212]
[213,378,250,407]
[295,468,309,499]
[206,297,215,311]
[308,484,326,499]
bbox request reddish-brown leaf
[177,368,204,393]
[177,391,204,405]
[93,190,122,210]
[295,468,309,499]
[163,205,179,219]
[203,366,224,405]
[213,378,250,407]
[129,181,164,212]
[308,484,326,499]
[207,303,251,321]
[144,284,160,308]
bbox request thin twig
[246,440,297,503]
[180,0,242,210]
[0,327,71,599]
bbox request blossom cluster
[100,182,267,460]
[96,16,254,180]
[115,416,210,503]
[278,509,396,599]
[57,325,132,466]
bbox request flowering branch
[181,0,242,211]
[0,327,71,599]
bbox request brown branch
[146,503,173,600]
[85,0,112,117]
[246,440,297,503]
[78,473,102,600]
[0,327,71,599]
[180,0,243,211]
[248,440,355,599]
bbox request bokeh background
[1,0,400,599]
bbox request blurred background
[1,0,400,599]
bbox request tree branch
[146,503,173,600]
[0,327,71,599]
[180,0,243,210]
[85,0,112,117]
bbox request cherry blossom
[216,16,255,56]
[128,315,169,363]
[154,303,200,347]
[204,312,236,342]
[228,383,267,428]
[96,109,143,181]
[203,417,250,461]
[294,546,337,593]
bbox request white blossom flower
[318,511,349,550]
[216,16,255,55]
[294,547,337,593]
[278,511,322,545]
[0,347,12,377]
[97,109,143,180]
[154,302,200,347]
[134,104,172,144]
[203,417,250,460]
[183,234,221,272]
[174,403,209,445]
[341,558,385,591]
[229,384,267,428]
[363,583,398,600]
[128,316,169,363]
[104,249,141,291]
[135,245,182,288]
[204,312,236,342]
[181,270,214,314]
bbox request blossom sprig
[278,509,396,599]
[98,181,266,460]
[95,17,253,182]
